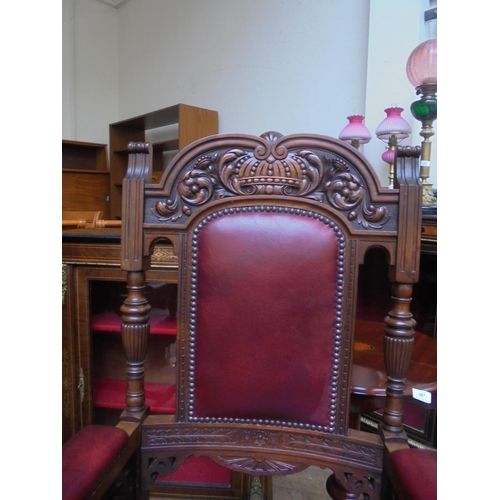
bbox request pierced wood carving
[150,245,178,265]
[143,425,382,469]
[142,425,383,496]
[152,132,390,229]
[327,469,380,500]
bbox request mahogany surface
[352,320,437,398]
[351,320,437,418]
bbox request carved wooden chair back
[120,132,422,499]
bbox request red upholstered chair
[62,422,140,500]
[385,448,437,500]
[119,133,423,499]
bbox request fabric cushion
[390,448,437,500]
[62,425,128,500]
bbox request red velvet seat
[62,425,128,500]
[389,448,437,500]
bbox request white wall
[62,0,120,143]
[116,0,370,140]
[62,0,76,139]
[62,0,436,188]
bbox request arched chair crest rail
[119,132,423,500]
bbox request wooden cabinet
[62,229,179,441]
[108,104,218,220]
[62,140,111,219]
[62,229,264,499]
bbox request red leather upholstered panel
[191,209,342,430]
[62,425,128,500]
[390,448,437,500]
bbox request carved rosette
[152,132,389,229]
[215,456,304,475]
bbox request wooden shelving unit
[62,140,111,219]
[62,139,108,171]
[109,104,218,220]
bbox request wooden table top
[351,319,437,398]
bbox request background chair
[119,133,423,499]
[62,422,140,500]
[385,447,437,500]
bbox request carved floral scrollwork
[155,155,220,221]
[279,432,381,467]
[325,168,388,229]
[146,426,242,447]
[152,132,389,229]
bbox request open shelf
[92,309,177,335]
[62,139,108,171]
[94,378,176,414]
[109,103,218,219]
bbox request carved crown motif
[152,131,390,229]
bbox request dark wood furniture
[108,104,219,220]
[62,229,177,443]
[118,133,423,499]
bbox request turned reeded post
[120,142,152,417]
[121,271,151,413]
[382,283,416,433]
[381,146,422,437]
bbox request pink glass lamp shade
[381,149,395,165]
[338,115,372,149]
[375,107,412,143]
[406,39,437,88]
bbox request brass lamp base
[411,83,437,207]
